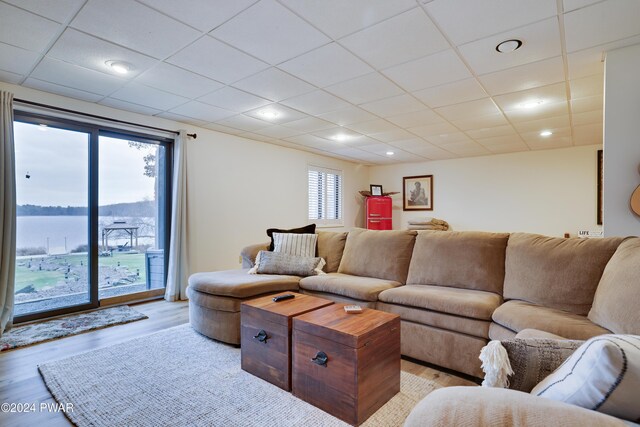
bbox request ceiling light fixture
[257,109,279,120]
[496,39,522,53]
[518,99,545,109]
[105,60,132,75]
[386,151,395,156]
[331,133,349,142]
[540,130,553,137]
[38,124,48,131]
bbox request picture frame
[370,184,383,196]
[597,150,603,225]
[403,175,433,211]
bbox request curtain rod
[14,98,197,139]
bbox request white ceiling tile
[135,63,224,98]
[573,123,603,145]
[215,114,271,131]
[414,78,486,108]
[486,142,531,154]
[493,82,568,112]
[201,123,245,135]
[155,111,208,126]
[47,29,158,78]
[110,82,190,110]
[425,0,557,45]
[358,142,395,154]
[279,42,372,87]
[564,0,640,53]
[569,74,603,99]
[408,121,458,138]
[311,127,367,144]
[505,101,570,123]
[211,0,329,64]
[0,42,40,75]
[0,2,60,52]
[475,135,523,147]
[169,101,234,122]
[71,0,200,59]
[521,127,571,142]
[389,138,433,151]
[23,78,104,102]
[231,67,314,101]
[0,70,23,84]
[324,72,403,105]
[571,95,602,113]
[512,115,571,133]
[317,106,377,125]
[285,134,345,151]
[4,0,85,23]
[340,8,449,69]
[138,0,257,32]
[346,119,398,135]
[425,132,472,146]
[407,145,457,160]
[167,36,268,84]
[279,0,416,39]
[458,18,561,75]
[435,98,500,121]
[465,125,517,139]
[479,56,565,96]
[198,86,271,112]
[281,117,335,133]
[386,109,442,128]
[252,125,302,139]
[244,103,306,124]
[563,0,602,12]
[237,132,278,143]
[280,90,350,115]
[572,109,602,126]
[450,113,509,130]
[370,128,416,143]
[566,35,640,79]
[30,57,127,96]
[382,49,471,92]
[98,98,163,115]
[443,141,490,156]
[360,94,425,117]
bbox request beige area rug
[39,324,442,427]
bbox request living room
[0,0,639,426]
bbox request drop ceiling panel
[99,97,163,115]
[566,35,640,79]
[169,101,235,122]
[572,109,602,126]
[573,123,603,145]
[386,109,442,128]
[110,82,190,110]
[325,72,404,105]
[465,125,518,139]
[278,0,416,39]
[450,113,509,131]
[0,2,61,52]
[493,82,568,112]
[562,0,602,13]
[279,42,372,87]
[167,36,268,84]
[215,114,271,132]
[434,98,501,121]
[425,0,557,45]
[475,135,523,147]
[135,63,224,98]
[345,119,398,135]
[231,67,314,102]
[569,74,603,99]
[389,138,434,151]
[512,115,571,133]
[198,86,271,112]
[340,8,449,69]
[571,95,603,113]
[252,124,302,139]
[479,56,565,96]
[408,121,458,138]
[317,106,377,126]
[23,78,104,103]
[360,94,425,117]
[370,128,415,143]
[211,0,329,65]
[281,117,335,133]
[244,103,306,124]
[202,123,245,135]
[0,42,40,75]
[0,70,23,84]
[503,101,570,123]
[155,111,208,126]
[281,90,350,115]
[414,78,487,108]
[458,18,561,75]
[4,0,85,24]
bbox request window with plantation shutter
[308,165,343,226]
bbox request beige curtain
[0,91,16,336]
[165,130,189,301]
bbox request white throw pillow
[531,334,640,422]
[272,232,317,257]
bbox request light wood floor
[0,300,475,427]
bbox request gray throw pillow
[248,251,325,277]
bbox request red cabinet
[366,196,392,230]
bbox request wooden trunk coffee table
[240,292,333,391]
[292,304,401,425]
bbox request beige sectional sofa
[187,228,635,378]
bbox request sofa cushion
[266,223,315,251]
[316,231,347,273]
[588,237,640,334]
[188,269,299,298]
[515,329,567,340]
[492,300,610,340]
[378,285,502,320]
[337,228,416,283]
[406,231,509,294]
[503,233,623,315]
[377,302,491,339]
[299,272,401,302]
[489,322,517,341]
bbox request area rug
[39,324,441,427]
[1,306,148,352]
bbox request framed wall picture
[370,184,383,196]
[403,175,433,211]
[597,150,603,225]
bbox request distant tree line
[17,201,155,217]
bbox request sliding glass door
[13,113,172,322]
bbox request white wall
[0,82,369,273]
[369,145,602,237]
[603,43,640,237]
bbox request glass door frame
[13,111,173,323]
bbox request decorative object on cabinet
[403,175,433,211]
[366,196,392,230]
[358,190,399,197]
[370,184,383,196]
[597,150,603,225]
[407,218,449,231]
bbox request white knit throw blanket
[479,340,514,388]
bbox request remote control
[273,294,295,302]
[344,305,363,314]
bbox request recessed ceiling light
[540,130,553,137]
[38,124,48,131]
[386,151,395,156]
[331,133,349,142]
[257,109,279,120]
[496,39,522,53]
[518,99,545,109]
[105,60,132,75]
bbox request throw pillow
[266,224,316,251]
[272,232,317,258]
[248,251,325,277]
[531,334,640,422]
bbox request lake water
[17,216,155,254]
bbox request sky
[14,121,158,206]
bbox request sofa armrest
[405,387,626,427]
[240,242,269,268]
